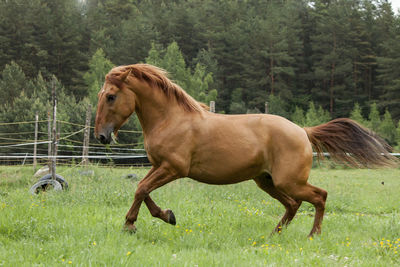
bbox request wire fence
[2,119,399,169]
[0,119,149,168]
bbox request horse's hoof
[123,223,137,233]
[272,225,283,234]
[308,230,320,238]
[167,209,176,225]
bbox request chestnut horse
[94,64,397,237]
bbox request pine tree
[310,0,362,117]
[151,41,190,90]
[368,102,381,132]
[201,0,248,112]
[395,120,400,149]
[145,41,217,105]
[229,88,247,114]
[0,62,33,107]
[317,105,331,123]
[0,91,44,144]
[350,103,367,126]
[305,102,320,127]
[243,1,303,111]
[44,0,89,97]
[291,106,306,127]
[376,22,400,119]
[305,101,330,126]
[190,63,217,104]
[146,43,165,69]
[378,109,396,144]
[267,94,289,118]
[83,49,114,105]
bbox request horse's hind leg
[144,196,176,225]
[275,180,327,237]
[254,174,302,234]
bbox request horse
[94,64,398,237]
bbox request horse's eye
[107,95,116,102]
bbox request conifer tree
[305,102,320,126]
[378,109,396,144]
[229,88,247,114]
[83,49,114,106]
[368,102,381,132]
[291,106,306,127]
[350,103,367,126]
[267,94,289,118]
[145,42,217,105]
[0,62,33,107]
[317,105,331,123]
[395,121,400,149]
[310,0,356,117]
[376,26,400,119]
[305,101,330,126]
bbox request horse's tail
[304,118,398,168]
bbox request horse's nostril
[99,134,107,143]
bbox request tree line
[1,0,400,150]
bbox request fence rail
[0,115,147,167]
[1,118,399,168]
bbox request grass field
[0,165,399,266]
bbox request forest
[1,0,400,150]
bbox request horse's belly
[188,150,267,185]
[188,170,259,185]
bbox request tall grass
[0,166,399,266]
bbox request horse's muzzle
[94,125,114,145]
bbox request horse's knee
[135,185,149,200]
[292,200,302,211]
[284,197,296,209]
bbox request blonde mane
[108,64,204,113]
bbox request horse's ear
[119,69,131,82]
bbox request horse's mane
[108,64,206,113]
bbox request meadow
[0,165,399,266]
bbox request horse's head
[94,67,136,144]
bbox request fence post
[265,101,269,114]
[51,79,57,181]
[82,104,92,166]
[33,112,38,171]
[47,110,51,169]
[55,123,60,165]
[209,101,215,113]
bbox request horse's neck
[134,93,182,135]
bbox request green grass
[0,165,399,266]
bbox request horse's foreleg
[144,196,176,225]
[254,174,302,234]
[124,166,177,232]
